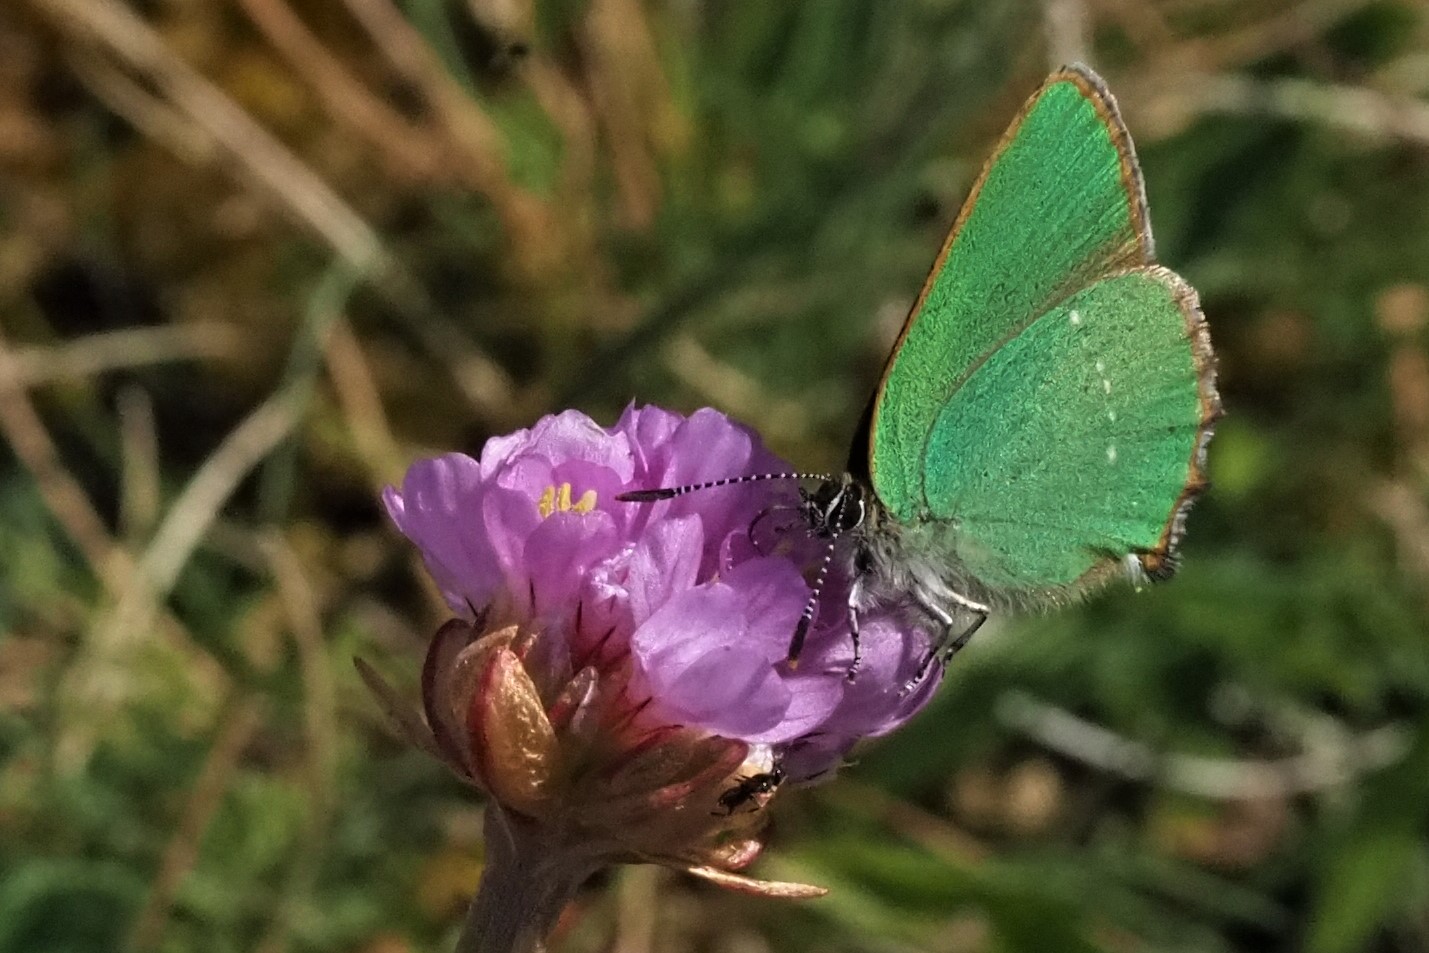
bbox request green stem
[455,806,600,953]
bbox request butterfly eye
[831,486,865,534]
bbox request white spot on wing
[1069,309,1082,326]
[1106,445,1118,464]
[1094,359,1113,395]
[1107,410,1117,422]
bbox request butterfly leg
[935,589,990,661]
[844,543,877,682]
[940,609,988,663]
[901,592,990,693]
[904,601,954,692]
[845,578,863,683]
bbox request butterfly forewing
[870,66,1152,520]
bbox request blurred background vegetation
[3,0,1429,951]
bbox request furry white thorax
[802,475,992,643]
[849,495,1000,623]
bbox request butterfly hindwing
[870,66,1152,520]
[917,266,1216,595]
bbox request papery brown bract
[358,618,825,896]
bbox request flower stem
[455,806,599,953]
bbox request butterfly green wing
[867,66,1220,597]
[870,66,1152,518]
[917,266,1217,595]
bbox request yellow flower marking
[537,483,598,519]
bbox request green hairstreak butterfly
[621,65,1222,687]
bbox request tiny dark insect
[714,765,785,816]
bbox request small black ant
[713,763,786,816]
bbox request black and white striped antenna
[616,471,831,503]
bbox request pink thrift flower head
[367,406,940,932]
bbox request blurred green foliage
[3,0,1429,951]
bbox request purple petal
[529,410,635,482]
[742,671,843,744]
[522,510,620,620]
[384,454,503,614]
[779,736,858,782]
[633,585,791,737]
[624,516,703,625]
[799,615,941,741]
[612,403,683,477]
[718,557,808,661]
[481,485,543,598]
